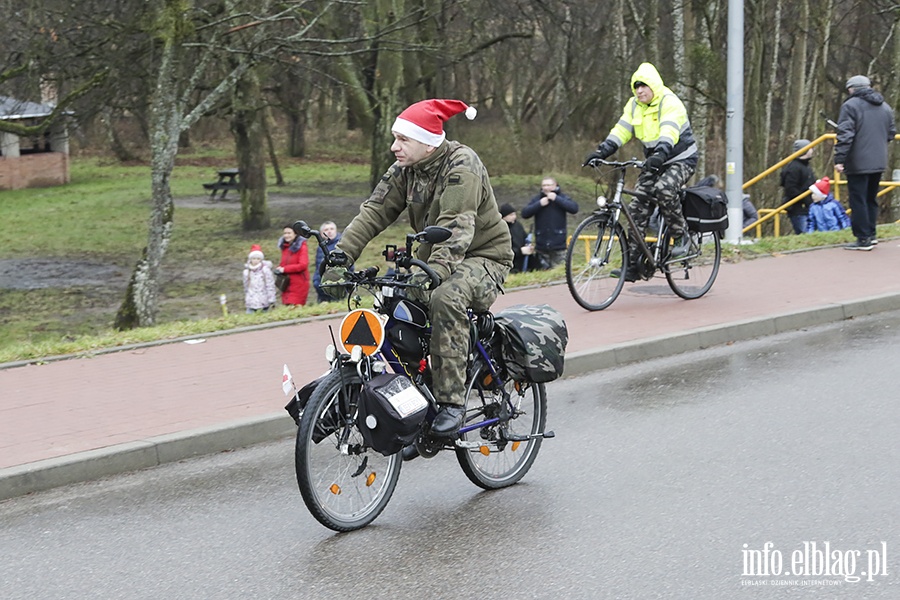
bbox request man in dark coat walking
[835,75,896,251]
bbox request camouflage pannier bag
[493,304,568,383]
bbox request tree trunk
[763,0,784,169]
[114,17,181,330]
[262,106,284,186]
[368,0,406,188]
[232,68,270,231]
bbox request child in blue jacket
[806,178,851,232]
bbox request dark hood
[851,87,886,106]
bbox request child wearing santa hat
[805,178,851,233]
[243,244,277,312]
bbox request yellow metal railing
[568,135,899,251]
[741,134,900,237]
[567,233,659,261]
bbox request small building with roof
[0,96,70,190]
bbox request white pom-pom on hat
[465,106,477,120]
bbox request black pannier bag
[493,304,568,383]
[356,373,429,456]
[682,185,729,232]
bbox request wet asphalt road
[2,312,899,599]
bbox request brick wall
[0,152,70,190]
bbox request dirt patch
[0,259,131,291]
[174,193,365,227]
[3,188,527,292]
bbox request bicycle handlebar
[585,157,645,169]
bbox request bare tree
[115,0,336,329]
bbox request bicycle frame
[597,163,669,272]
[375,308,509,437]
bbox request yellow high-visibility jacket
[605,62,698,167]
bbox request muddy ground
[1,187,527,293]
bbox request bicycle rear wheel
[295,369,402,532]
[455,371,546,490]
[565,214,627,311]
[664,230,721,299]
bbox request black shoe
[430,404,466,437]
[401,443,419,461]
[610,267,639,282]
[844,238,874,251]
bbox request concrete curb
[4,291,900,502]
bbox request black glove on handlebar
[583,140,616,166]
[326,248,349,267]
[642,151,666,175]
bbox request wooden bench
[203,168,240,200]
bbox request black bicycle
[565,159,722,311]
[283,221,555,532]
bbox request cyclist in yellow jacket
[584,62,699,281]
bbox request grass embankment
[1,148,896,365]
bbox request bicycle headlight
[596,195,608,208]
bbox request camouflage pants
[427,257,509,407]
[629,162,695,253]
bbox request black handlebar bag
[682,186,729,232]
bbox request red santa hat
[391,99,477,147]
[808,177,830,201]
[248,244,265,260]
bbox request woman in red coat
[275,224,310,305]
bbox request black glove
[326,248,349,267]
[583,141,616,166]
[319,266,348,300]
[643,151,666,175]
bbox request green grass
[1,147,898,366]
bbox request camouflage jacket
[336,140,513,283]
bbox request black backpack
[682,186,729,232]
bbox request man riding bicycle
[583,62,699,282]
[323,99,513,439]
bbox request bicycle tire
[455,369,547,490]
[565,214,627,311]
[295,369,402,532]
[664,230,721,299]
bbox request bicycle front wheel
[455,371,547,490]
[664,230,721,299]
[295,369,402,532]
[565,214,627,311]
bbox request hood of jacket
[851,87,886,106]
[630,63,667,106]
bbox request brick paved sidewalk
[2,242,900,499]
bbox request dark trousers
[845,173,881,241]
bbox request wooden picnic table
[202,168,240,200]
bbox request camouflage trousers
[629,162,695,253]
[426,257,509,407]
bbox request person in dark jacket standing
[835,75,896,251]
[312,220,343,302]
[520,177,578,269]
[500,203,530,273]
[779,139,816,234]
